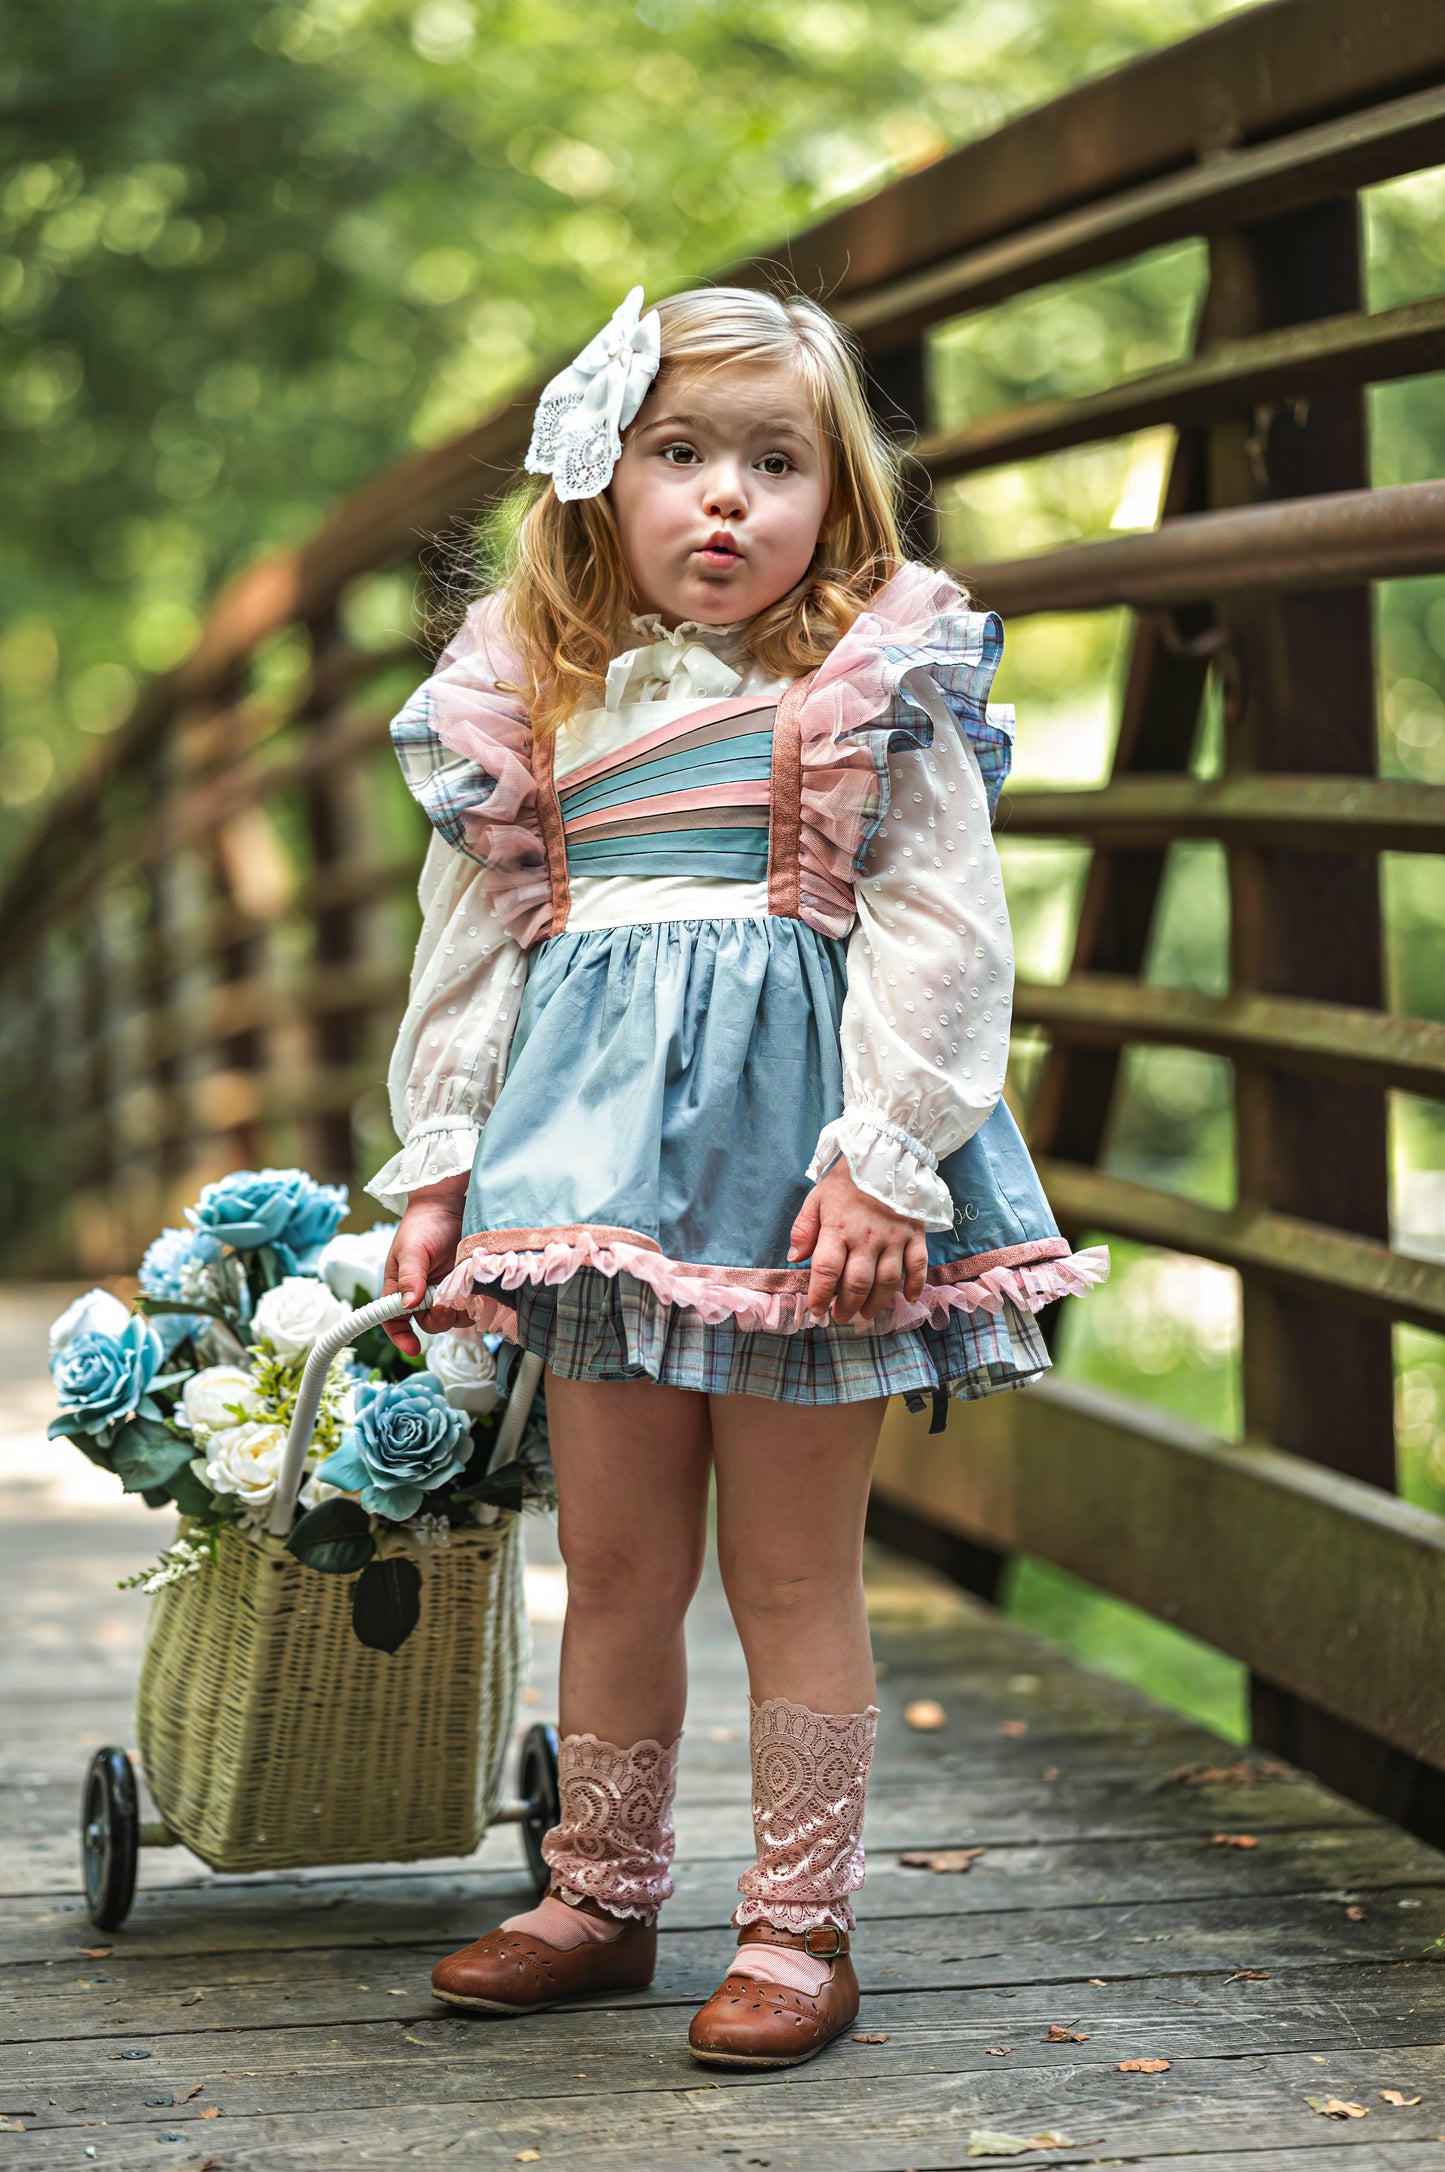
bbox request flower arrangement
[47,1166,551,1651]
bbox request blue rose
[139,1224,223,1300]
[314,1375,473,1520]
[51,1315,166,1436]
[185,1167,348,1272]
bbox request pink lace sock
[538,1728,682,1922]
[500,1893,626,1949]
[731,1694,879,1987]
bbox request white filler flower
[180,1363,265,1437]
[252,1276,350,1359]
[48,1287,131,1360]
[424,1332,499,1415]
[199,1419,290,1508]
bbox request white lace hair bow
[524,285,662,502]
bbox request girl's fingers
[805,1229,848,1321]
[858,1244,904,1325]
[788,1191,822,1262]
[903,1231,930,1301]
[831,1243,881,1324]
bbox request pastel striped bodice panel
[556,697,779,882]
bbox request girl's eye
[661,442,700,465]
[757,453,793,476]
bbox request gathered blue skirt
[459,916,1059,1406]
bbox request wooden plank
[1037,1159,1445,1334]
[840,85,1445,343]
[875,1376,1445,1769]
[5,2042,1445,2167]
[1002,772,1445,851]
[966,477,1445,615]
[1015,975,1445,1098]
[919,295,1445,479]
[744,0,1445,306]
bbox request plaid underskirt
[509,1266,1050,1407]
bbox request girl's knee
[559,1530,704,1626]
[719,1555,857,1629]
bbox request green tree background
[4,0,1443,1730]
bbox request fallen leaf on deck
[201,2107,220,2118]
[1306,2097,1368,2118]
[79,1947,111,1959]
[403,2035,425,2046]
[1225,1969,1269,1981]
[1042,1767,1059,1781]
[985,2046,1013,2056]
[999,1720,1028,1737]
[1044,2023,1088,2042]
[0,2121,26,2134]
[899,1847,986,1873]
[1168,1758,1288,1787]
[1118,2058,1170,2073]
[1345,1904,1368,1921]
[967,2130,1076,2157]
[1087,1978,1108,1986]
[1211,1832,1258,1849]
[515,2154,541,2164]
[852,2032,888,2043]
[180,1990,205,2006]
[904,1699,947,1730]
[1379,2090,1423,2106]
[176,2082,205,2102]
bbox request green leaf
[454,1467,526,1514]
[110,1417,195,1493]
[47,1411,98,1441]
[135,1297,240,1328]
[166,1463,218,1518]
[286,1497,375,1575]
[140,1484,173,1509]
[352,1555,422,1653]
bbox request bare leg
[710,1392,885,1711]
[546,1371,713,1747]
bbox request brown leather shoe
[688,1922,860,2068]
[431,1895,657,2016]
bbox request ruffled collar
[605,612,748,710]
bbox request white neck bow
[604,616,745,710]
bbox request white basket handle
[264,1291,544,1538]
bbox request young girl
[364,284,1107,2067]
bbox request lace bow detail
[525,286,662,502]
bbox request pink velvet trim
[433,1235,1110,1337]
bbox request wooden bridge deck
[4,1285,1445,2171]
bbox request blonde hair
[492,286,908,739]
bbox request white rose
[424,1332,499,1415]
[49,1287,131,1360]
[251,1276,349,1359]
[315,1223,397,1305]
[300,1473,352,1510]
[202,1419,289,1507]
[180,1364,265,1436]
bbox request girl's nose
[703,465,747,521]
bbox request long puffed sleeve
[806,691,1013,1231]
[362,831,528,1217]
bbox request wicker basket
[135,1516,527,1873]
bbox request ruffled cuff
[362,1115,480,1218]
[806,1110,954,1232]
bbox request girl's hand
[788,1159,930,1328]
[381,1174,470,1355]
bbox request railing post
[1207,197,1411,1823]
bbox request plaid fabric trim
[879,609,1015,818]
[511,1267,1050,1407]
[390,680,495,863]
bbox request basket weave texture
[136,1517,526,1872]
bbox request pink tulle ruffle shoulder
[793,562,999,938]
[427,596,554,946]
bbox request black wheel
[81,1747,139,1931]
[518,1722,560,1895]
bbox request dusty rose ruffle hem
[431,1238,1110,1341]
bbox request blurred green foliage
[1,0,1256,848]
[3,0,1442,1733]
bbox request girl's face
[608,359,831,629]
